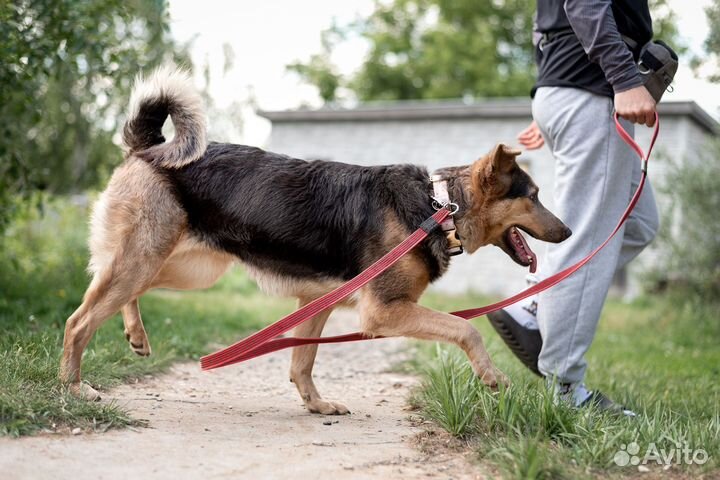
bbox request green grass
[411,292,720,478]
[0,198,294,436]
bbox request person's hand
[614,86,656,127]
[517,121,545,150]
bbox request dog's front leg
[289,299,349,415]
[359,293,508,389]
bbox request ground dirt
[0,309,485,479]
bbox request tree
[692,0,720,82]
[289,0,680,103]
[0,0,188,232]
[291,0,536,102]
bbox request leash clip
[431,197,459,215]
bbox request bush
[650,138,720,298]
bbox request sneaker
[554,382,637,417]
[487,290,543,376]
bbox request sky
[169,0,719,146]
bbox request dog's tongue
[512,227,537,273]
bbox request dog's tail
[122,66,207,168]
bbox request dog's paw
[68,382,102,401]
[306,399,351,415]
[479,369,510,391]
[124,329,151,357]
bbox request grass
[411,292,720,478]
[0,198,294,436]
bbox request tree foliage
[291,0,536,102]
[698,0,720,82]
[290,0,680,103]
[652,139,720,297]
[0,0,187,231]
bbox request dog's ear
[472,143,521,190]
[488,144,521,174]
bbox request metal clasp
[431,196,459,215]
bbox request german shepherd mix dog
[61,68,571,414]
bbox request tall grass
[412,295,720,478]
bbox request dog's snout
[546,223,572,243]
[561,225,572,240]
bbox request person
[487,0,661,415]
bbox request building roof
[259,98,719,134]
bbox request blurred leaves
[651,138,720,298]
[0,0,189,232]
[691,0,720,83]
[289,0,680,104]
[290,0,536,102]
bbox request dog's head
[454,144,571,272]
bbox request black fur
[163,143,451,284]
[123,96,169,152]
[506,167,534,199]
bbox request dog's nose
[562,226,572,240]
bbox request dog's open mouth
[502,226,537,273]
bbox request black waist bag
[638,40,678,103]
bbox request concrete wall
[265,113,712,297]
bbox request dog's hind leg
[289,300,349,415]
[60,243,176,400]
[122,299,151,357]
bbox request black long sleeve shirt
[532,0,653,98]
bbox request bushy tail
[122,66,207,168]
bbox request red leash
[201,113,658,371]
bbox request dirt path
[1,309,483,479]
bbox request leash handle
[201,113,659,369]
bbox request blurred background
[1,0,718,446]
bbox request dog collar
[431,174,463,256]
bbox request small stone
[312,440,335,447]
[638,465,650,473]
[71,428,82,435]
[323,420,333,426]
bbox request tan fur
[245,265,348,301]
[289,298,348,415]
[358,290,506,387]
[61,158,187,399]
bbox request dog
[60,67,571,414]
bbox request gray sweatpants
[532,87,659,384]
